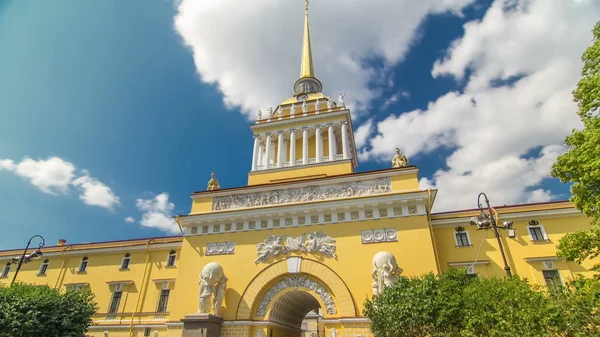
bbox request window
[120,253,131,270]
[1,263,11,278]
[156,289,170,313]
[144,327,151,337]
[78,257,89,272]
[38,259,49,275]
[108,288,122,314]
[453,228,471,247]
[542,270,563,292]
[527,220,548,242]
[166,250,176,267]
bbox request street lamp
[10,235,45,286]
[469,193,513,277]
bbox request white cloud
[174,0,475,118]
[361,0,600,211]
[2,157,75,194]
[135,193,179,234]
[125,216,136,223]
[0,156,119,210]
[72,170,121,210]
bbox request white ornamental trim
[206,242,235,256]
[255,274,336,316]
[361,228,397,244]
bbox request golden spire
[299,0,315,79]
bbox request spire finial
[299,0,314,79]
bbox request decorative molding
[431,207,581,227]
[448,261,490,267]
[212,177,391,212]
[255,232,336,264]
[287,257,302,273]
[524,256,561,262]
[206,242,235,256]
[255,274,336,316]
[361,228,397,244]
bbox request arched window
[120,253,131,270]
[38,259,49,276]
[1,263,11,278]
[78,257,89,273]
[166,250,176,267]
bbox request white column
[341,121,349,159]
[276,131,284,168]
[265,133,272,169]
[315,125,322,163]
[257,143,264,169]
[289,129,296,167]
[251,135,260,171]
[302,127,309,165]
[328,124,335,162]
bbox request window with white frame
[542,270,563,292]
[120,253,131,270]
[78,257,89,272]
[454,227,471,247]
[1,263,11,278]
[527,220,548,242]
[156,287,171,313]
[166,250,176,267]
[108,284,123,314]
[38,259,49,275]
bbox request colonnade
[251,121,351,171]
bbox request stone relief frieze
[256,274,336,316]
[206,242,235,256]
[212,177,391,211]
[255,232,336,264]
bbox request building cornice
[251,109,349,131]
[192,167,419,199]
[430,207,581,228]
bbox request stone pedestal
[181,313,223,337]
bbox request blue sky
[0,0,598,250]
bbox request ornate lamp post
[10,235,45,286]
[469,193,513,277]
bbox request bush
[0,282,98,337]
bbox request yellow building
[0,4,597,337]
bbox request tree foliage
[0,283,98,337]
[551,20,600,225]
[364,268,600,337]
[552,20,600,272]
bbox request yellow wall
[169,214,437,321]
[432,213,596,283]
[247,160,353,185]
[390,171,420,191]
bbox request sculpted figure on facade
[267,107,274,118]
[326,97,335,110]
[198,262,227,315]
[207,172,220,191]
[255,235,288,264]
[371,251,403,296]
[302,100,308,113]
[338,91,345,106]
[290,103,296,115]
[257,109,262,120]
[391,148,409,168]
[255,232,337,263]
[329,328,339,337]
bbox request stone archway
[236,258,356,320]
[268,290,320,330]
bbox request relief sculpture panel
[212,177,391,211]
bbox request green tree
[364,268,600,337]
[552,20,600,272]
[0,283,98,337]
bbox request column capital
[314,125,321,130]
[326,123,334,127]
[253,134,260,139]
[265,132,272,136]
[289,128,296,133]
[301,127,309,131]
[277,130,285,135]
[339,120,348,125]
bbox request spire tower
[294,0,322,97]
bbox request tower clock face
[297,94,308,102]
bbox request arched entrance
[236,258,357,337]
[268,290,322,337]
